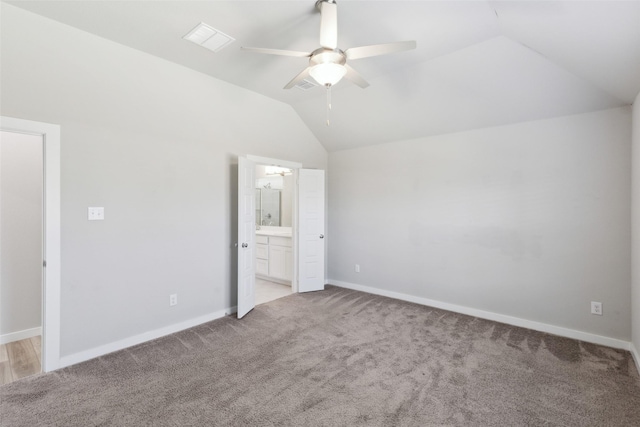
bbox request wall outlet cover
[88,207,104,220]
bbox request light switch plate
[88,207,104,220]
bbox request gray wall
[282,174,294,227]
[329,107,631,340]
[0,4,327,357]
[0,131,43,339]
[633,92,640,353]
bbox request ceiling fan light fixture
[309,63,346,86]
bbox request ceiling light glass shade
[309,63,347,86]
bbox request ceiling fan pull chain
[326,83,332,126]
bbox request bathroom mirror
[255,188,281,226]
[255,166,293,227]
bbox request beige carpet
[2,285,640,426]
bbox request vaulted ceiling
[6,1,640,152]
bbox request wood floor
[0,336,41,386]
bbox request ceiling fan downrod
[326,83,332,126]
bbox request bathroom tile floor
[255,278,293,305]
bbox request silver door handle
[319,234,324,239]
[242,243,248,248]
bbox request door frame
[0,116,61,372]
[248,155,302,293]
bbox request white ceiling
[6,0,640,152]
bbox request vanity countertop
[256,226,292,238]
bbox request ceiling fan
[242,0,417,90]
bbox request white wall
[329,107,631,341]
[281,174,294,227]
[0,131,42,340]
[0,4,327,358]
[632,92,640,358]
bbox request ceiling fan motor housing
[309,48,346,67]
[315,0,337,12]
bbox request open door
[237,156,256,318]
[298,169,325,292]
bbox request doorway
[254,164,295,305]
[0,130,42,385]
[237,156,325,318]
[0,116,61,375]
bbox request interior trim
[328,279,632,351]
[0,327,42,345]
[247,155,302,170]
[58,307,234,369]
[631,342,640,376]
[0,116,61,372]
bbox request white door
[237,156,256,318]
[298,169,325,292]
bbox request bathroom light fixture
[265,166,292,176]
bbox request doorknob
[241,243,248,248]
[319,234,324,239]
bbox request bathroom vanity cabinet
[255,233,292,283]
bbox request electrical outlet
[169,294,178,307]
[591,301,602,315]
[88,207,104,220]
[355,264,360,273]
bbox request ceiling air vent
[183,22,235,53]
[295,79,319,91]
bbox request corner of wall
[632,90,640,375]
[632,341,640,377]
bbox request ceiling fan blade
[345,40,417,60]
[319,1,338,49]
[284,67,313,89]
[241,47,311,58]
[343,64,369,88]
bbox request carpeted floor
[2,285,640,426]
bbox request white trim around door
[238,155,326,318]
[0,116,61,372]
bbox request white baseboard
[256,274,291,287]
[59,307,235,369]
[631,342,640,376]
[328,279,631,351]
[0,326,42,345]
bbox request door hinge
[43,260,47,268]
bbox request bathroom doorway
[254,164,295,305]
[237,156,325,318]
